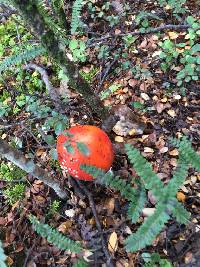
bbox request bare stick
[77,181,115,267]
[0,138,68,199]
[24,63,65,113]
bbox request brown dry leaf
[115,136,124,142]
[169,149,179,156]
[144,147,154,153]
[155,102,165,113]
[141,92,150,101]
[177,192,186,202]
[104,198,115,215]
[128,79,138,88]
[161,97,168,103]
[138,39,148,49]
[0,217,7,225]
[108,231,118,253]
[34,195,46,204]
[160,147,168,154]
[167,109,176,117]
[168,31,179,39]
[36,148,46,157]
[58,221,73,234]
[6,256,14,266]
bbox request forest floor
[0,0,200,266]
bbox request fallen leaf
[160,147,168,153]
[141,93,150,101]
[115,136,124,142]
[167,109,176,117]
[169,149,179,156]
[144,147,154,153]
[58,221,73,234]
[168,31,178,39]
[108,231,118,252]
[177,192,186,202]
[128,79,138,88]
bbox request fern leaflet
[171,136,200,171]
[125,144,164,200]
[171,199,190,224]
[127,181,146,224]
[29,215,82,253]
[71,0,84,34]
[81,165,137,200]
[125,203,170,252]
[0,46,45,73]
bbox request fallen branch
[24,63,65,113]
[0,138,68,199]
[77,180,115,267]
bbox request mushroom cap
[57,125,114,181]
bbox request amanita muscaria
[56,125,114,181]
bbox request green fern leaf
[163,158,188,197]
[71,0,84,34]
[125,144,164,200]
[127,182,146,223]
[171,200,190,224]
[0,240,7,267]
[0,46,45,73]
[29,215,82,253]
[125,203,170,252]
[81,165,136,200]
[171,136,200,171]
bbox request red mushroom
[56,125,114,181]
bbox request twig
[92,24,191,42]
[24,63,65,113]
[77,180,115,267]
[0,138,68,199]
[98,58,118,91]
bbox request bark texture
[0,139,67,199]
[12,0,109,120]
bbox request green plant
[99,83,121,100]
[130,101,147,113]
[0,163,26,181]
[142,252,172,267]
[29,215,89,266]
[69,39,87,62]
[47,200,61,218]
[0,241,7,267]
[82,136,199,252]
[132,65,152,80]
[0,46,45,73]
[71,0,84,34]
[158,0,187,15]
[4,183,25,205]
[80,67,99,83]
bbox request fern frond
[0,46,46,73]
[127,181,146,223]
[36,0,68,42]
[125,144,163,200]
[51,0,69,29]
[29,215,82,253]
[0,240,7,267]
[171,200,190,224]
[81,165,136,200]
[71,0,84,34]
[164,157,188,197]
[125,203,170,252]
[171,136,200,171]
